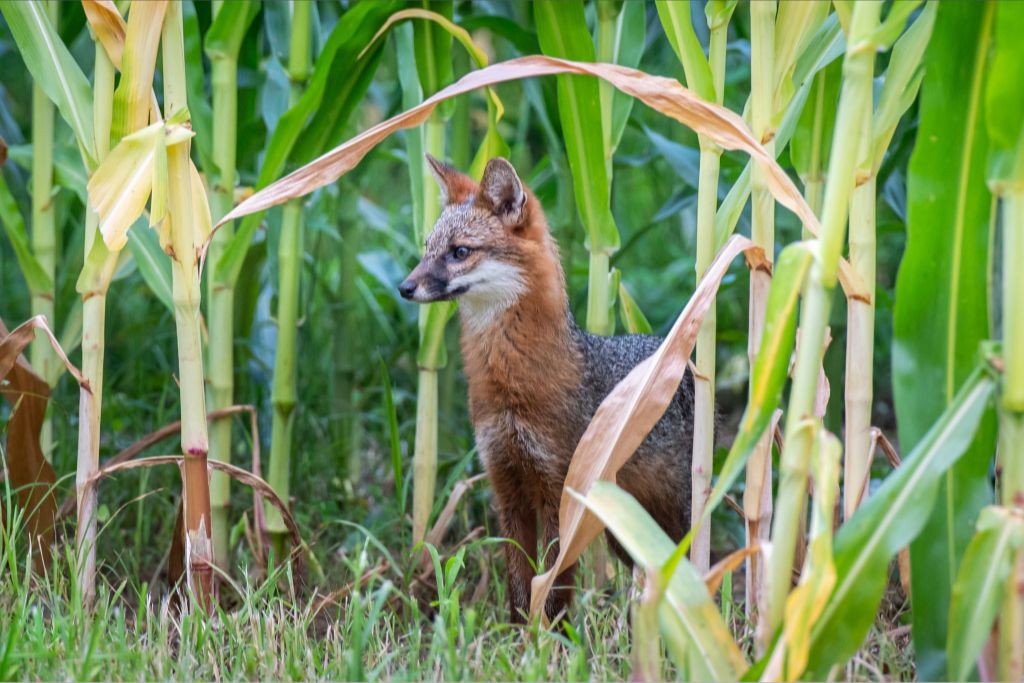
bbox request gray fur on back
[568,321,696,536]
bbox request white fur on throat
[448,259,527,334]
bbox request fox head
[399,156,557,325]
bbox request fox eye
[452,246,471,261]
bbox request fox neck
[458,236,582,424]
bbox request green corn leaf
[458,14,539,55]
[870,0,923,49]
[535,0,619,254]
[871,2,936,174]
[893,5,998,678]
[609,1,646,155]
[8,143,87,206]
[655,0,715,101]
[216,0,401,287]
[183,0,213,170]
[359,7,509,181]
[772,0,830,124]
[204,0,259,59]
[791,60,841,187]
[947,506,1024,682]
[573,481,747,681]
[125,218,173,314]
[58,299,83,357]
[618,280,653,335]
[412,1,454,100]
[0,171,53,295]
[805,365,997,678]
[396,23,426,246]
[986,1,1024,187]
[0,0,96,169]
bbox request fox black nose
[398,280,417,299]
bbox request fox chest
[474,412,572,507]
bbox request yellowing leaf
[82,1,126,68]
[189,161,212,255]
[88,121,193,251]
[776,426,840,680]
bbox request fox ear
[478,157,526,226]
[425,153,474,205]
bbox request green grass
[0,466,914,682]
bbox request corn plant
[203,0,259,570]
[656,0,734,580]
[535,0,618,337]
[265,0,313,560]
[27,0,58,459]
[2,0,108,603]
[406,1,456,547]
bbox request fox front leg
[500,504,538,624]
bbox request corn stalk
[266,0,313,558]
[408,4,455,546]
[160,0,215,609]
[204,0,255,570]
[998,187,1024,680]
[75,41,113,608]
[843,111,876,522]
[764,0,881,638]
[655,0,734,576]
[29,0,58,458]
[744,1,776,631]
[993,7,1024,671]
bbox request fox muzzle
[399,260,452,303]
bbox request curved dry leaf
[218,57,814,229]
[215,55,864,297]
[56,404,258,519]
[704,544,761,596]
[82,0,126,68]
[82,454,305,579]
[529,235,758,621]
[0,315,90,390]
[1,315,90,573]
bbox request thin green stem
[764,0,881,638]
[1004,191,1024,413]
[206,0,240,570]
[266,0,312,557]
[412,119,448,546]
[999,190,1024,680]
[74,40,115,610]
[30,0,58,457]
[596,0,617,179]
[690,3,731,575]
[586,251,612,336]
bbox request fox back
[400,156,696,623]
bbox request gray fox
[399,156,695,624]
